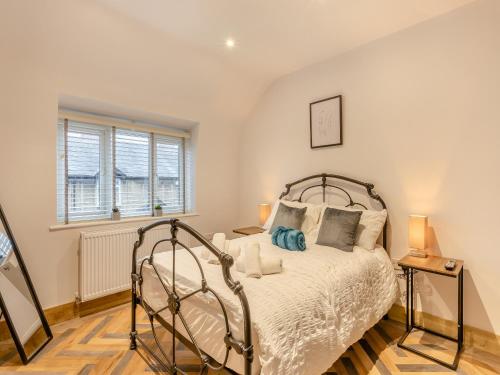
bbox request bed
[130,173,398,375]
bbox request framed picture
[309,95,343,148]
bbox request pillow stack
[314,205,387,251]
[265,199,387,252]
[264,199,323,235]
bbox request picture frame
[309,95,343,148]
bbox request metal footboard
[129,218,253,375]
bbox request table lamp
[258,203,271,226]
[409,214,428,258]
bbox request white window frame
[57,112,192,224]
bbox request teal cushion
[271,226,306,251]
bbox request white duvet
[140,233,398,375]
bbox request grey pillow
[269,203,307,234]
[316,207,362,252]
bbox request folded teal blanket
[271,226,306,251]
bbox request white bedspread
[141,233,397,375]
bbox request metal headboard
[279,173,388,249]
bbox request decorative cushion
[264,200,323,234]
[353,208,387,250]
[314,205,387,250]
[316,207,362,252]
[269,203,307,234]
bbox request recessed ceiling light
[225,38,235,48]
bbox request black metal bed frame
[130,173,387,375]
[130,219,253,375]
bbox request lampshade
[258,203,271,226]
[408,215,427,250]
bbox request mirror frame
[0,204,52,364]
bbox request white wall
[239,0,500,334]
[0,0,264,309]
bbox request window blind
[115,129,151,218]
[57,115,193,224]
[155,134,184,213]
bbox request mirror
[0,205,52,364]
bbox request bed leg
[130,331,137,350]
[199,364,208,375]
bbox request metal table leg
[405,267,410,332]
[397,266,464,370]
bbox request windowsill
[49,212,199,232]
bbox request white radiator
[79,226,192,302]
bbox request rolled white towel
[201,244,210,260]
[212,233,226,250]
[236,255,282,275]
[202,237,236,263]
[210,239,230,264]
[227,240,241,259]
[201,248,209,260]
[244,242,262,278]
[208,257,220,264]
[206,233,226,264]
[201,233,225,263]
[236,242,252,267]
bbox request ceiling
[99,0,475,83]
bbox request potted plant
[112,207,120,221]
[154,204,163,217]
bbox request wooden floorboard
[0,305,498,374]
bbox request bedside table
[397,254,464,370]
[233,226,265,236]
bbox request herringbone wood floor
[0,305,498,374]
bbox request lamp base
[409,249,428,258]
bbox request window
[57,114,193,223]
[115,129,151,218]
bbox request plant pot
[154,209,163,217]
[112,211,121,221]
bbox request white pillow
[263,199,323,234]
[315,205,387,250]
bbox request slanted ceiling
[99,0,475,85]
